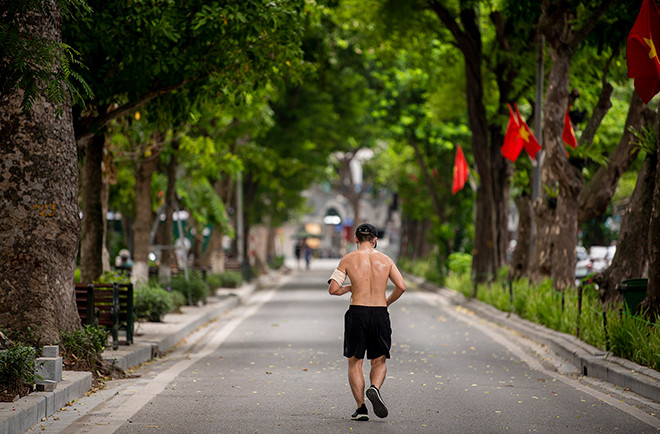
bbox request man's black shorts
[344,305,391,359]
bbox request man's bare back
[328,242,406,307]
[327,223,406,421]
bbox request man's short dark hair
[355,223,377,243]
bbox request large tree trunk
[80,133,105,283]
[132,134,162,285]
[207,178,233,273]
[158,152,178,282]
[510,193,533,280]
[641,109,660,319]
[579,93,649,223]
[535,2,613,290]
[594,151,656,307]
[462,20,504,284]
[0,1,81,344]
[543,46,584,291]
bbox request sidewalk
[403,272,660,403]
[0,271,278,434]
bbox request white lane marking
[76,281,286,434]
[413,291,660,430]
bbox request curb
[0,372,91,434]
[403,272,660,403]
[0,276,266,434]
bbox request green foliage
[207,271,243,289]
[94,270,131,285]
[607,309,660,371]
[134,283,174,322]
[168,289,188,312]
[447,253,472,275]
[1,326,41,348]
[0,344,39,397]
[399,256,445,286]
[176,176,232,235]
[0,0,93,114]
[443,268,658,371]
[169,273,210,306]
[269,255,285,270]
[59,326,109,367]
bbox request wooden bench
[75,283,135,351]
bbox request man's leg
[369,355,387,389]
[366,355,388,418]
[347,356,365,406]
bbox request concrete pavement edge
[403,272,660,403]
[1,270,283,434]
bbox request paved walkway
[1,260,658,433]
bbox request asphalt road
[33,263,660,433]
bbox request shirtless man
[328,223,406,421]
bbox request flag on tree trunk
[452,144,469,195]
[501,103,524,162]
[627,0,660,103]
[563,107,577,148]
[501,103,541,162]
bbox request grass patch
[402,257,659,371]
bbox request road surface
[32,261,660,433]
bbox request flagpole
[531,35,545,258]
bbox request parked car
[589,245,610,273]
[575,246,592,284]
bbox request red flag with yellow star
[513,104,541,160]
[563,107,577,148]
[501,103,524,162]
[501,103,541,162]
[452,144,469,195]
[627,0,660,103]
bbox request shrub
[0,344,38,399]
[169,272,210,305]
[447,252,472,275]
[168,288,187,312]
[94,270,130,284]
[60,325,109,368]
[207,271,243,289]
[134,283,174,322]
[269,255,285,270]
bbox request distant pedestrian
[327,223,406,421]
[295,240,303,269]
[304,244,313,270]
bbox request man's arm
[328,259,351,296]
[386,262,406,307]
[329,280,352,296]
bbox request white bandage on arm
[327,268,346,285]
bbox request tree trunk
[578,93,649,224]
[641,109,660,319]
[428,0,507,284]
[0,0,81,344]
[101,173,111,272]
[80,133,105,283]
[543,46,584,291]
[207,178,233,273]
[510,193,533,280]
[132,134,162,285]
[594,151,656,307]
[158,153,178,282]
[190,214,205,270]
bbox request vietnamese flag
[501,103,524,162]
[501,103,541,162]
[627,0,660,103]
[452,144,470,195]
[563,107,577,148]
[513,104,541,160]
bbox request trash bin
[617,278,648,313]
